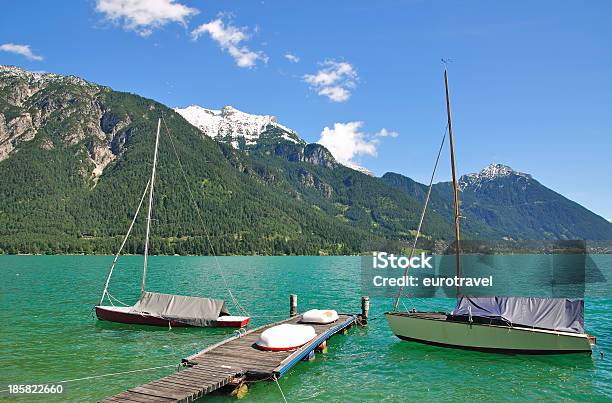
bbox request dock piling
[290,294,298,317]
[360,296,370,325]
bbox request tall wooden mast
[142,118,162,295]
[444,68,462,296]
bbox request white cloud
[317,122,399,170]
[284,53,300,63]
[0,43,43,61]
[191,19,267,68]
[317,122,378,168]
[95,0,198,37]
[318,86,350,102]
[375,128,399,138]
[303,60,357,102]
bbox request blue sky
[1,1,611,219]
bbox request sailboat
[95,118,250,328]
[384,69,596,354]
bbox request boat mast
[142,118,162,295]
[444,68,462,296]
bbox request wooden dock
[102,313,356,402]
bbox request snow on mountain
[175,105,303,149]
[175,104,379,175]
[459,163,532,190]
[343,161,375,176]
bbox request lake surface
[1,255,610,401]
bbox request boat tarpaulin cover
[132,291,230,327]
[451,297,584,333]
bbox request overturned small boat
[301,309,339,324]
[255,324,316,351]
[95,118,250,328]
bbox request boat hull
[95,306,250,328]
[385,312,594,354]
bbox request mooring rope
[161,115,249,318]
[272,375,288,403]
[0,364,179,393]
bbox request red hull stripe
[95,307,249,328]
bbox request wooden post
[290,294,298,317]
[316,340,328,353]
[361,296,370,325]
[229,378,248,399]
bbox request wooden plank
[145,383,201,400]
[129,386,188,400]
[187,362,245,371]
[179,366,235,376]
[131,384,188,398]
[173,371,233,386]
[198,355,281,368]
[102,397,144,403]
[137,384,190,398]
[154,377,208,389]
[119,391,172,402]
[114,391,170,402]
[165,373,220,385]
[182,366,242,378]
[148,380,199,393]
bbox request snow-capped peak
[459,163,532,190]
[175,104,303,149]
[343,161,375,176]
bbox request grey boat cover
[132,291,230,327]
[451,296,584,333]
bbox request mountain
[0,65,455,255]
[384,164,612,240]
[174,105,303,149]
[176,104,343,168]
[174,104,454,240]
[2,66,606,255]
[381,172,504,239]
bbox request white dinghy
[301,309,339,324]
[255,324,316,351]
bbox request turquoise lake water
[0,255,610,401]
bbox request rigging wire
[393,124,448,310]
[105,291,130,307]
[99,178,151,305]
[160,115,249,317]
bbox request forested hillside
[383,165,612,240]
[0,66,454,255]
[2,66,608,256]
